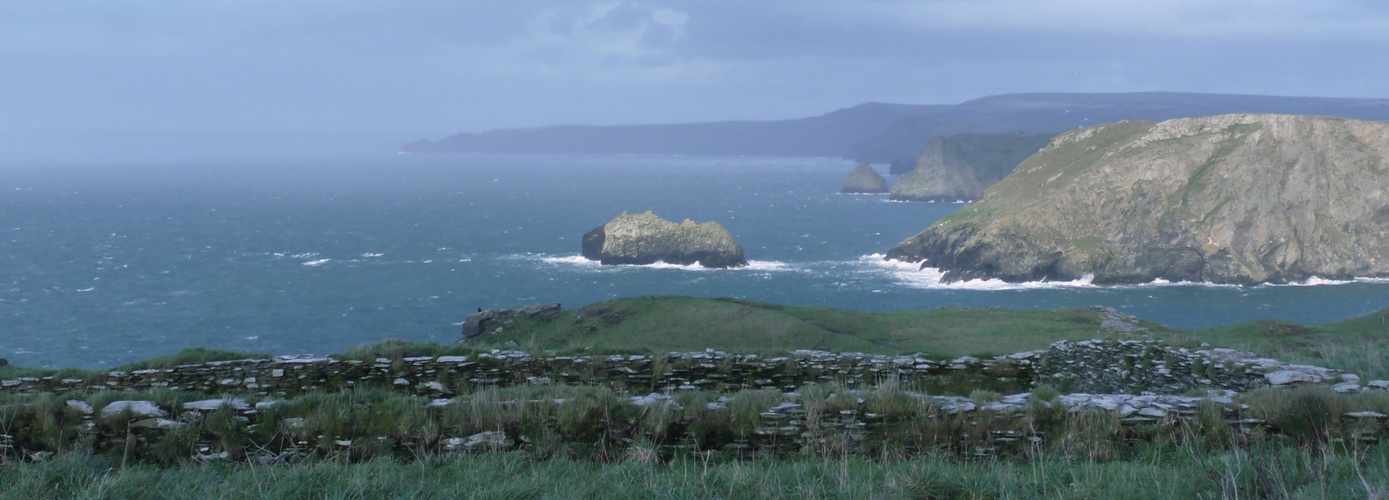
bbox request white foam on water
[289,253,319,259]
[360,253,383,258]
[866,254,1095,290]
[527,254,792,272]
[535,254,602,267]
[302,259,331,267]
[75,287,95,292]
[869,254,1389,290]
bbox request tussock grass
[5,443,1386,499]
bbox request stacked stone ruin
[3,340,1387,460]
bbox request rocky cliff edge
[888,114,1389,285]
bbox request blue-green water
[4,153,1388,368]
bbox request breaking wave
[520,254,792,272]
[869,254,1389,290]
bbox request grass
[457,296,1185,360]
[2,442,1387,499]
[0,348,271,381]
[8,297,1389,380]
[4,377,1389,498]
[1195,309,1389,379]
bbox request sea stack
[888,114,1389,285]
[582,212,747,268]
[889,133,1055,202]
[841,163,889,193]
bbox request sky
[3,0,1389,151]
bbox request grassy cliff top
[6,296,1388,378]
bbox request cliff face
[889,133,1056,202]
[887,114,1389,285]
[582,212,747,268]
[841,163,889,193]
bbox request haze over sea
[5,152,1389,368]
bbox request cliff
[889,133,1056,202]
[582,212,746,268]
[841,163,889,193]
[402,93,1389,164]
[887,114,1389,285]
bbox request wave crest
[869,254,1389,289]
[524,254,791,272]
[865,254,1095,290]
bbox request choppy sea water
[4,153,1388,368]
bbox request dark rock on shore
[841,163,889,193]
[889,132,1056,202]
[461,303,563,339]
[582,212,746,268]
[888,114,1389,285]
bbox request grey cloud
[1,0,1387,147]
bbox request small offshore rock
[841,162,888,194]
[581,211,746,268]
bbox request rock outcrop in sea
[582,212,747,268]
[889,132,1056,202]
[841,162,889,193]
[888,114,1389,285]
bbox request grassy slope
[5,296,1387,377]
[465,296,1389,378]
[469,296,1183,358]
[1196,309,1389,378]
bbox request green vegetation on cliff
[889,114,1389,285]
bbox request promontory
[582,212,747,268]
[887,114,1389,285]
[841,162,889,194]
[889,133,1055,202]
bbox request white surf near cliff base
[523,254,792,272]
[871,254,1389,290]
[865,254,1096,290]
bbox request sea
[5,152,1389,368]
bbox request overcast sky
[3,0,1388,141]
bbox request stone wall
[1,340,1378,398]
[6,339,1389,462]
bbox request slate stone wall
[0,340,1369,398]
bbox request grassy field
[455,296,1389,378]
[5,298,1389,498]
[462,296,1184,358]
[5,296,1389,378]
[4,381,1389,498]
[3,441,1387,499]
